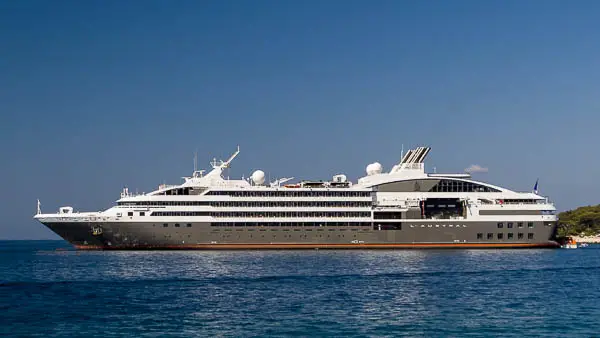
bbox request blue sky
[1,0,599,239]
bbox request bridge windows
[477,233,483,239]
[159,187,204,196]
[429,179,500,193]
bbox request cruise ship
[34,146,559,249]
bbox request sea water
[1,240,599,337]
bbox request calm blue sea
[1,241,600,337]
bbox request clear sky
[1,0,599,239]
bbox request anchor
[91,226,103,236]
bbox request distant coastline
[557,204,600,240]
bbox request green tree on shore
[558,204,600,237]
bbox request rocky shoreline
[571,236,600,244]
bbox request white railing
[120,187,146,198]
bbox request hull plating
[42,220,559,250]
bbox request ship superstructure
[35,146,559,249]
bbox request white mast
[399,144,405,171]
[193,150,198,172]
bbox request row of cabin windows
[497,222,535,228]
[150,211,372,217]
[120,201,209,206]
[212,201,371,208]
[477,233,534,240]
[118,201,372,207]
[501,199,541,204]
[211,222,372,227]
[429,179,500,193]
[213,212,371,218]
[206,190,371,197]
[153,212,209,217]
[162,223,192,227]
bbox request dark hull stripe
[75,242,560,250]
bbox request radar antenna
[210,145,240,169]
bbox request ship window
[497,222,503,228]
[163,224,168,227]
[175,224,180,227]
[477,233,483,239]
[527,222,534,228]
[518,222,523,228]
[187,224,192,227]
[487,233,493,239]
[518,233,524,239]
[140,212,145,216]
[428,179,501,193]
[507,222,513,228]
[528,233,534,239]
[508,233,513,239]
[497,233,503,239]
[128,212,133,217]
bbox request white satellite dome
[372,162,382,174]
[366,162,383,176]
[366,164,374,175]
[251,170,265,185]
